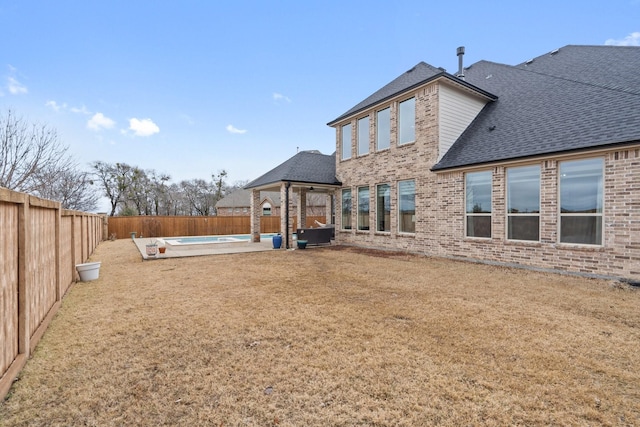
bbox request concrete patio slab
[132,236,282,259]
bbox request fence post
[17,194,30,358]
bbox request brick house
[330,44,640,281]
[250,45,640,281]
[215,188,281,216]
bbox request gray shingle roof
[215,189,282,208]
[327,62,497,126]
[327,62,444,126]
[433,45,640,170]
[245,150,341,189]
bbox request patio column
[250,189,261,242]
[325,192,333,225]
[279,182,293,249]
[298,188,307,230]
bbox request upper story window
[465,171,492,238]
[341,123,352,160]
[341,188,352,230]
[357,116,369,156]
[262,202,272,216]
[507,165,540,241]
[398,179,415,233]
[376,108,390,151]
[559,158,603,245]
[376,183,390,232]
[357,186,370,230]
[398,97,415,145]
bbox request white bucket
[76,262,101,282]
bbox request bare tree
[226,179,249,194]
[212,170,227,200]
[90,161,234,216]
[180,178,216,215]
[34,161,99,211]
[0,109,70,193]
[91,161,136,216]
[148,171,171,215]
[126,167,151,215]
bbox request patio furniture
[296,226,334,246]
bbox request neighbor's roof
[215,189,281,208]
[327,61,496,126]
[216,188,328,208]
[433,45,640,170]
[245,150,341,189]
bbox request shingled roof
[215,189,281,208]
[432,45,640,170]
[327,61,496,126]
[245,150,341,189]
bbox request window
[341,123,352,160]
[466,171,492,238]
[398,97,415,145]
[559,158,603,245]
[262,202,272,216]
[341,189,352,230]
[357,116,369,156]
[398,180,415,233]
[357,186,370,230]
[507,165,540,241]
[376,108,390,151]
[376,184,390,232]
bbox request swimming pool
[160,233,277,246]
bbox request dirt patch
[1,239,639,426]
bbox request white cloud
[7,76,27,94]
[129,118,160,137]
[46,100,67,112]
[71,105,91,115]
[87,113,116,131]
[226,124,247,134]
[46,100,91,115]
[273,92,292,103]
[605,31,640,46]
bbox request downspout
[285,181,291,249]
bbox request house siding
[334,82,640,281]
[438,84,487,161]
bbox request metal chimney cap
[457,46,465,56]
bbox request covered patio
[244,150,341,249]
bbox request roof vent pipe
[456,46,465,80]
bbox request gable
[438,83,488,161]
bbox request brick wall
[431,152,640,280]
[334,81,640,281]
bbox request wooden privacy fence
[0,188,104,400]
[108,215,327,239]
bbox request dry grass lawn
[1,239,639,426]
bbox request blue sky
[1,0,639,207]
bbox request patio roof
[244,150,341,191]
